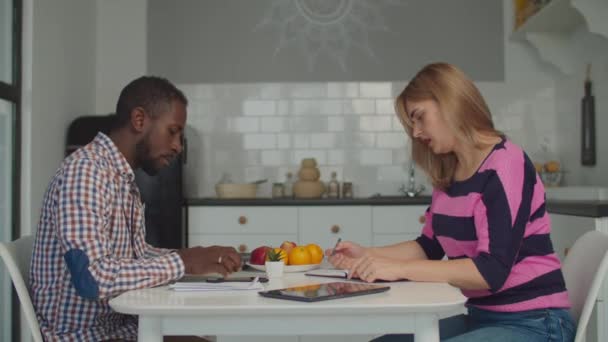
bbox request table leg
[138,315,162,342]
[414,314,439,342]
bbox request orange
[266,248,288,265]
[305,243,324,264]
[288,246,312,265]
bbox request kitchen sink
[545,186,608,201]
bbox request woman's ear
[130,107,147,133]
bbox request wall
[22,0,96,233]
[95,0,147,114]
[148,0,504,83]
[178,1,563,199]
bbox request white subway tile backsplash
[360,116,392,132]
[277,134,291,149]
[376,99,396,115]
[243,134,276,149]
[293,150,327,165]
[328,117,345,132]
[328,150,345,165]
[229,117,259,133]
[261,117,287,132]
[361,149,393,165]
[377,133,408,148]
[345,99,375,115]
[243,100,276,116]
[261,150,285,166]
[293,134,310,149]
[320,100,343,115]
[392,116,405,132]
[277,100,290,115]
[290,83,326,98]
[327,82,359,98]
[293,100,321,115]
[377,166,406,182]
[360,82,392,98]
[181,77,563,198]
[310,133,335,149]
[353,133,376,148]
[259,84,282,99]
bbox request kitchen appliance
[65,114,187,249]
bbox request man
[30,76,241,341]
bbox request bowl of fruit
[535,160,564,187]
[246,241,324,272]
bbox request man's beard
[135,135,159,176]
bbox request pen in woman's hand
[330,238,342,257]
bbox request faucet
[399,162,426,197]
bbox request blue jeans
[371,307,576,342]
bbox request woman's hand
[348,255,407,283]
[325,241,368,271]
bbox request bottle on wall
[581,63,596,166]
[327,171,340,199]
[283,172,294,198]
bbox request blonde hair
[395,63,502,190]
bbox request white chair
[0,235,43,342]
[562,230,608,342]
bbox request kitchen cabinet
[188,205,427,251]
[372,205,427,247]
[299,206,372,249]
[188,207,298,252]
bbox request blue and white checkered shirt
[30,132,185,341]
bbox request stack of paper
[169,277,264,292]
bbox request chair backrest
[562,230,608,342]
[0,235,43,342]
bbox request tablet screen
[258,282,390,302]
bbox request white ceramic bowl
[215,183,257,199]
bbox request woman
[328,63,575,342]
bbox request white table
[109,273,466,342]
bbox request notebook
[258,281,390,302]
[169,275,265,292]
[305,269,408,283]
[305,268,350,279]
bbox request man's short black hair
[114,76,188,129]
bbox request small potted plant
[265,248,287,278]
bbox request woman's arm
[369,240,428,261]
[400,258,490,290]
[351,255,490,290]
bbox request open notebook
[305,268,350,279]
[305,269,408,283]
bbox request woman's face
[406,99,457,154]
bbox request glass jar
[342,182,353,199]
[272,183,285,198]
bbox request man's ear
[130,107,146,133]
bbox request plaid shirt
[30,132,185,341]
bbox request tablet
[258,282,390,302]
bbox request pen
[330,238,342,256]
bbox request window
[0,0,22,341]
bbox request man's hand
[177,246,241,277]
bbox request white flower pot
[265,261,285,278]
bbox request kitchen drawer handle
[331,225,340,234]
[238,244,248,253]
[418,215,426,224]
[238,216,248,225]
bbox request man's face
[136,100,187,175]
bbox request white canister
[265,261,285,278]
